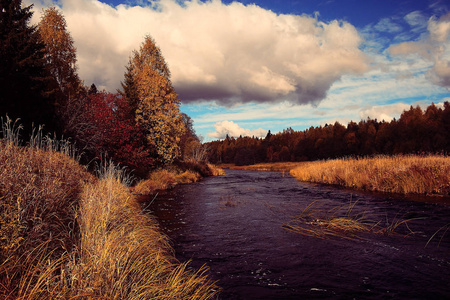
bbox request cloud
[374,18,403,33]
[359,103,411,122]
[389,12,450,88]
[404,11,428,31]
[207,120,267,139]
[25,0,368,106]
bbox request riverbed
[148,169,450,299]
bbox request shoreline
[219,155,450,202]
[0,140,219,299]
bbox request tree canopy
[206,103,450,165]
[122,36,185,165]
[0,0,56,132]
[38,6,80,101]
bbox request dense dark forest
[206,102,450,166]
[0,1,202,177]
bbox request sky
[25,0,450,141]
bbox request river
[147,169,450,299]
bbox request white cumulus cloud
[389,12,450,88]
[208,120,267,139]
[359,103,411,122]
[25,0,368,106]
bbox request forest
[206,102,450,166]
[3,1,449,173]
[0,1,201,177]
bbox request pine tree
[0,0,55,133]
[120,63,139,118]
[122,36,185,165]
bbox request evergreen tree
[120,63,139,118]
[0,0,55,132]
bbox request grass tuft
[74,167,218,299]
[282,200,372,240]
[283,200,422,240]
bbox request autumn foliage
[206,103,450,165]
[123,36,186,165]
[83,91,154,174]
[1,3,195,175]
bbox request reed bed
[290,155,450,195]
[283,200,419,240]
[282,200,373,240]
[207,163,226,176]
[0,119,218,299]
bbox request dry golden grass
[134,169,178,195]
[290,155,450,196]
[0,139,94,262]
[282,200,373,240]
[176,170,202,184]
[207,163,225,176]
[70,164,218,299]
[0,120,218,299]
[0,124,94,299]
[134,163,224,196]
[283,200,420,240]
[223,162,302,172]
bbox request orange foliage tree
[122,36,185,165]
[38,7,80,99]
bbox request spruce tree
[0,0,56,133]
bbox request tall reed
[290,155,450,195]
[0,118,94,299]
[72,163,218,299]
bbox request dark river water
[147,169,450,299]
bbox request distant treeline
[205,102,450,166]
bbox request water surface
[148,170,450,299]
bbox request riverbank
[134,162,224,196]
[220,162,302,172]
[0,137,218,298]
[221,155,450,197]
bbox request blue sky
[26,0,450,141]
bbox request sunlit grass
[134,163,224,196]
[282,200,373,240]
[290,155,450,196]
[0,118,218,299]
[74,164,218,299]
[223,162,302,172]
[283,200,422,240]
[207,163,226,176]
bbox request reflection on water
[148,170,450,299]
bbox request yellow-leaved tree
[38,7,80,99]
[122,36,185,165]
